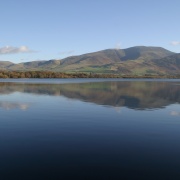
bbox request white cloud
[0,45,35,54]
[115,42,121,50]
[170,41,180,46]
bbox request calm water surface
[0,79,180,179]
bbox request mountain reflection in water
[0,81,179,110]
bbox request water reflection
[0,101,30,110]
[0,81,180,110]
[170,111,180,116]
[0,80,180,179]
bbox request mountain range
[0,46,180,75]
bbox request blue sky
[0,0,180,63]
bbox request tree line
[0,71,119,78]
[0,71,179,79]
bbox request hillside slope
[0,46,179,75]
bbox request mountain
[0,46,179,75]
[57,46,175,74]
[150,53,180,72]
[61,46,173,65]
[0,61,14,70]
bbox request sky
[0,0,180,63]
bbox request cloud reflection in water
[0,101,30,111]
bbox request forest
[0,71,179,79]
[0,71,119,78]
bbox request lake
[0,79,180,179]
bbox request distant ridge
[0,46,179,75]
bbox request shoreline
[0,71,180,79]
